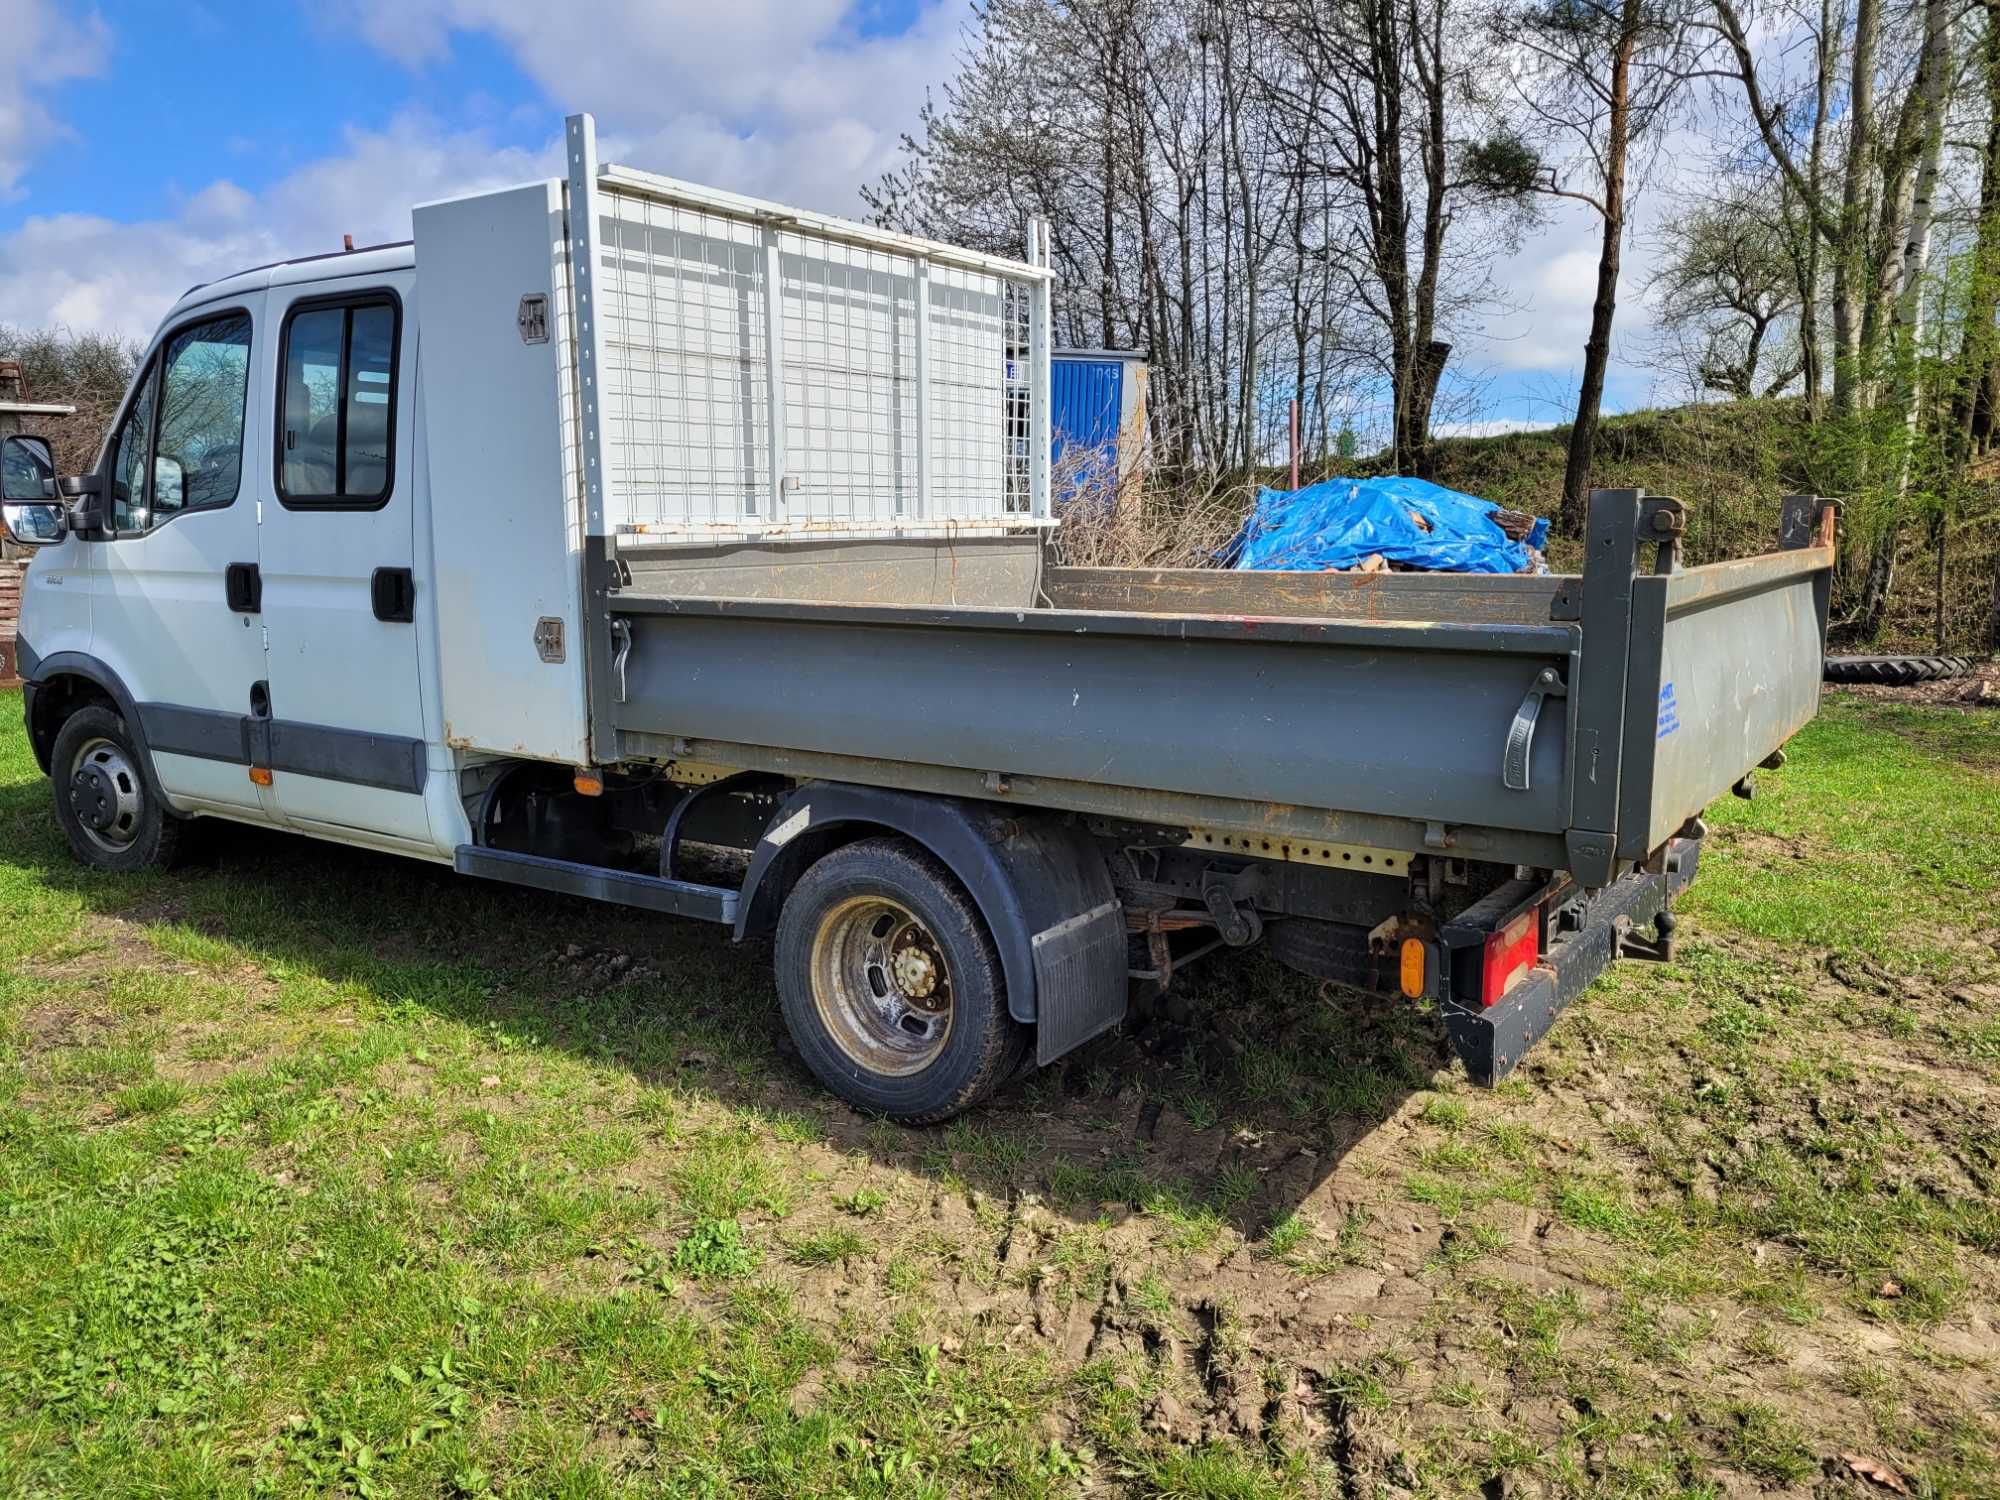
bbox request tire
[1824,654,1973,685]
[49,705,187,873]
[774,837,1028,1124]
[1267,917,1377,988]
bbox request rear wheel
[50,705,187,873]
[775,838,1027,1124]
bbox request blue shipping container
[1052,351,1148,503]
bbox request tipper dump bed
[598,490,1832,891]
[411,116,1834,899]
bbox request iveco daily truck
[0,115,1835,1122]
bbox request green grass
[672,1217,762,1279]
[1688,693,2000,973]
[0,685,1996,1497]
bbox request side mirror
[59,472,104,535]
[0,434,65,546]
[153,454,185,512]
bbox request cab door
[90,301,277,818]
[256,280,432,847]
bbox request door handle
[371,566,416,624]
[1503,667,1566,792]
[225,562,261,614]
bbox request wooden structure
[1,359,75,683]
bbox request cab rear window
[277,295,398,507]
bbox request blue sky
[0,0,1653,436]
[11,8,533,222]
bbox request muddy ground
[2,690,1996,1497]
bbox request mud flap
[1031,898,1128,1066]
[736,784,1127,1059]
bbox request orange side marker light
[1399,937,1426,998]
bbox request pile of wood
[0,560,24,687]
[1342,503,1547,577]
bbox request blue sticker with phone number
[1657,681,1681,739]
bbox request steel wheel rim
[809,895,954,1077]
[67,736,144,855]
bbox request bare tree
[868,0,1526,479]
[0,324,139,476]
[1955,0,2000,463]
[1649,187,1803,396]
[1490,0,1710,535]
[1256,0,1535,475]
[1705,0,1950,419]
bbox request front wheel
[50,705,187,873]
[774,838,1028,1124]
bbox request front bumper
[1439,838,1701,1084]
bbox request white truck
[0,116,1835,1122]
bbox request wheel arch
[22,652,164,800]
[735,783,1122,1041]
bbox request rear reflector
[1481,907,1539,1006]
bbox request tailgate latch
[1503,667,1567,792]
[609,618,634,703]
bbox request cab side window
[109,363,159,533]
[107,311,252,535]
[279,295,399,507]
[156,314,252,515]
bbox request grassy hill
[1395,399,1812,573]
[1053,394,1990,650]
[1371,398,1993,652]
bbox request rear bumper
[1440,838,1700,1084]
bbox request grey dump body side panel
[1632,555,1827,857]
[585,490,1834,895]
[609,595,1577,842]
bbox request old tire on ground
[49,705,187,873]
[1824,654,1973,685]
[774,837,1029,1124]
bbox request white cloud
[0,0,112,199]
[1433,418,1563,439]
[325,0,969,208]
[1474,228,1608,374]
[0,2,970,342]
[0,114,553,339]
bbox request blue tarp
[1223,476,1548,574]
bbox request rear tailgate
[1562,491,1836,885]
[1627,499,1834,858]
[1440,842,1700,1084]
